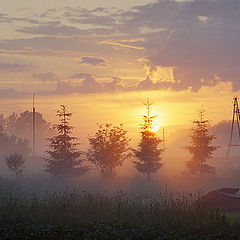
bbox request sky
[0,0,240,143]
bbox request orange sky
[0,0,240,152]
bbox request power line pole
[33,93,36,158]
[226,96,240,159]
[162,127,165,149]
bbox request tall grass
[0,181,240,239]
[0,188,235,230]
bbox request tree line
[2,101,219,179]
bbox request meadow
[0,177,239,240]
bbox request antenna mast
[33,93,36,158]
[225,96,240,159]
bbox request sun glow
[152,121,161,132]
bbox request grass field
[0,186,240,240]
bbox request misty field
[0,180,239,240]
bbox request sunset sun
[152,120,161,132]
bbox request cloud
[0,63,33,72]
[70,73,92,79]
[17,24,90,36]
[32,72,60,82]
[0,36,112,58]
[40,73,176,95]
[80,76,100,93]
[79,57,107,67]
[1,1,240,93]
[102,77,126,92]
[90,28,116,35]
[0,12,39,24]
[100,39,145,50]
[0,88,29,98]
[38,74,128,95]
[17,22,115,36]
[117,0,240,91]
[63,7,116,26]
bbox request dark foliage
[133,100,164,179]
[87,123,131,176]
[4,111,53,154]
[0,128,31,160]
[0,222,238,240]
[0,191,239,240]
[45,105,89,177]
[5,152,25,177]
[185,107,219,176]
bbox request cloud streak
[32,72,60,82]
[79,57,107,67]
[0,63,33,72]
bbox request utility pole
[33,93,36,158]
[226,96,240,159]
[162,127,165,148]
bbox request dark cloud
[117,0,240,91]
[32,72,60,82]
[0,36,113,58]
[38,74,128,95]
[0,12,39,24]
[0,63,33,72]
[79,57,107,67]
[63,7,115,26]
[70,73,92,79]
[102,77,126,92]
[80,76,100,93]
[0,75,188,98]
[39,8,57,18]
[17,24,115,36]
[40,73,175,95]
[17,24,90,36]
[69,15,115,26]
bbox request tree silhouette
[87,123,131,177]
[185,107,219,176]
[45,105,89,178]
[5,152,25,177]
[4,111,52,154]
[133,100,164,179]
[0,127,31,161]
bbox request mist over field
[2,0,240,238]
[0,108,239,195]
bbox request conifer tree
[45,105,89,177]
[133,100,164,179]
[185,107,219,176]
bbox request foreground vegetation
[0,188,240,239]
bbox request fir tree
[45,105,89,177]
[133,100,164,179]
[185,107,219,176]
